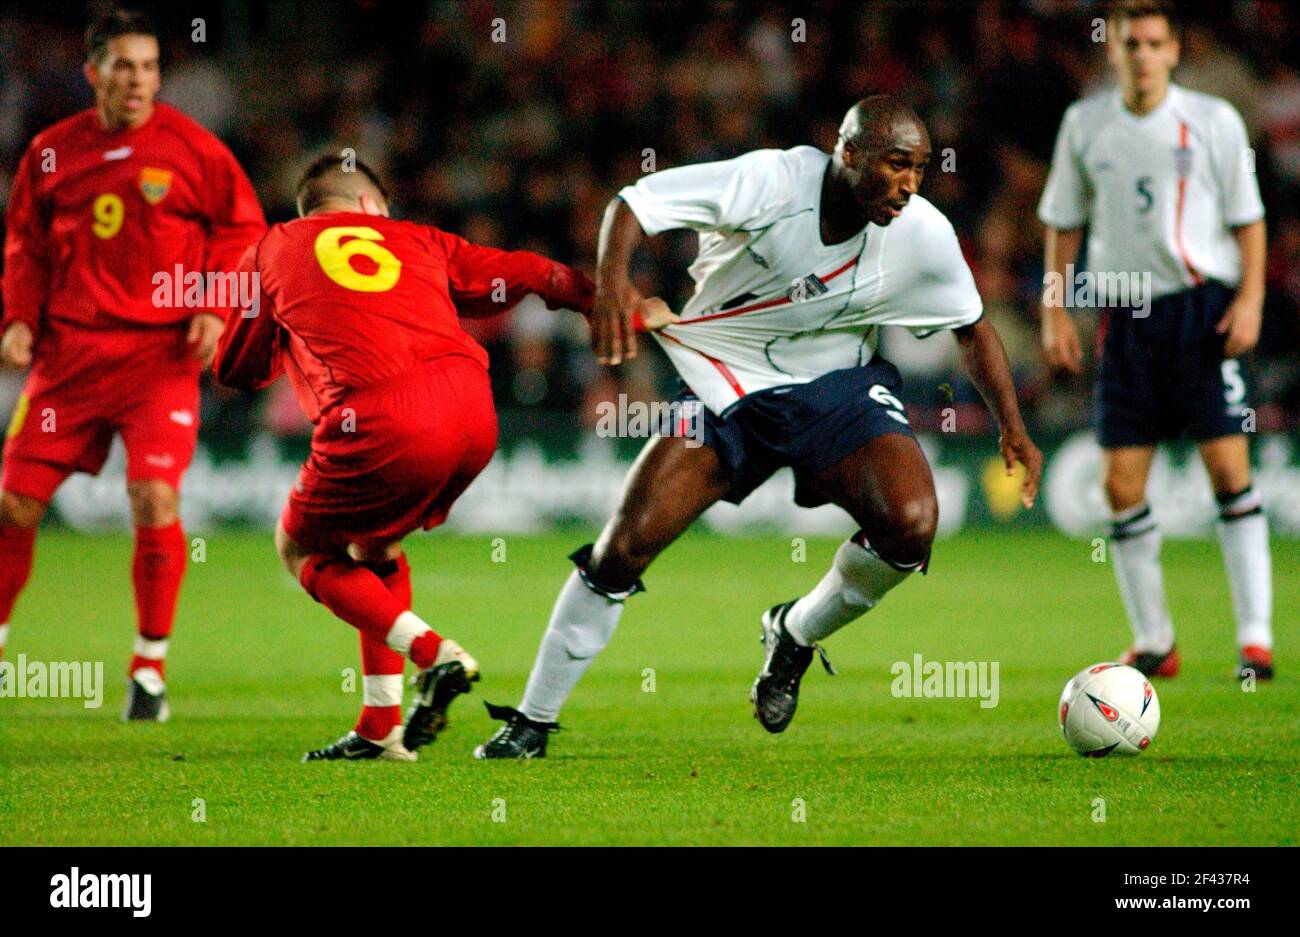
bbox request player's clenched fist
[1,321,34,369]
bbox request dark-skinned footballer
[475,95,1044,759]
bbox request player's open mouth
[886,203,907,218]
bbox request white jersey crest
[618,146,983,415]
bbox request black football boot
[473,703,558,759]
[752,601,836,733]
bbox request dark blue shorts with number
[1095,279,1251,448]
[670,358,915,508]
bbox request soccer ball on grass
[1059,663,1160,757]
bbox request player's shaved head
[825,95,930,230]
[296,154,390,217]
[837,95,925,156]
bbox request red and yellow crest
[139,167,173,205]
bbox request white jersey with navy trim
[618,146,983,416]
[1038,83,1264,302]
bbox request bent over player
[1039,1,1272,679]
[214,156,593,761]
[0,10,266,719]
[474,95,1043,759]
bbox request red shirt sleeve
[433,228,594,319]
[2,142,50,335]
[213,242,283,390]
[201,142,268,319]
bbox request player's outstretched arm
[436,229,594,320]
[954,318,1043,509]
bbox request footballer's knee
[1102,470,1146,513]
[349,540,402,565]
[128,481,179,528]
[274,522,308,580]
[870,494,937,566]
[0,490,46,530]
[1200,450,1252,497]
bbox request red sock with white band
[299,555,442,668]
[356,554,413,741]
[130,522,187,681]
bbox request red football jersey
[213,211,594,422]
[2,102,266,332]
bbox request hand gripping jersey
[618,146,983,416]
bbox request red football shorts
[280,354,499,554]
[2,321,201,503]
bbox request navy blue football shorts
[1095,278,1251,448]
[667,358,916,508]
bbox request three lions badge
[139,167,173,205]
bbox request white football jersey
[618,146,983,416]
[1038,83,1264,302]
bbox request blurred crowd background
[2,0,1299,452]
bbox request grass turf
[0,527,1295,846]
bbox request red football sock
[356,631,404,741]
[0,524,37,621]
[0,524,37,659]
[380,553,412,609]
[355,553,411,740]
[130,522,187,679]
[300,554,416,645]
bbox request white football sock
[1215,487,1273,650]
[385,610,432,656]
[1109,503,1174,654]
[783,537,918,647]
[362,673,403,709]
[519,569,627,723]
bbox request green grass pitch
[0,527,1295,846]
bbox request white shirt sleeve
[1038,104,1090,230]
[894,208,985,338]
[618,149,792,236]
[1213,101,1265,226]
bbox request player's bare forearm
[1040,226,1085,374]
[592,198,648,365]
[956,318,1026,434]
[1233,219,1266,303]
[1219,219,1267,357]
[595,198,643,292]
[1042,226,1083,287]
[954,318,1043,507]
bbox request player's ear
[840,140,857,171]
[358,192,387,217]
[83,60,100,91]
